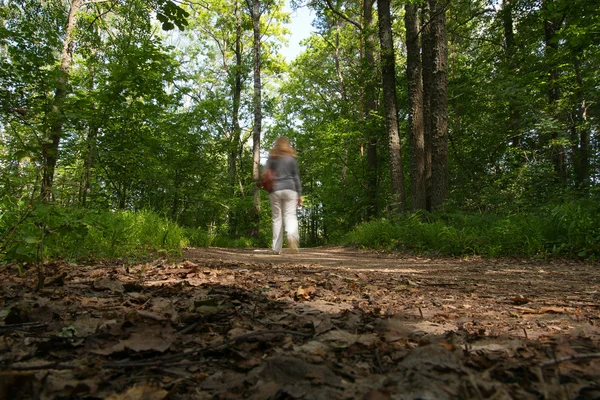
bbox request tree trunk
[502,0,522,151]
[572,55,590,189]
[251,0,262,235]
[333,19,349,195]
[363,0,378,218]
[377,0,405,213]
[405,3,426,211]
[42,0,82,200]
[229,0,244,194]
[543,0,566,182]
[427,0,449,210]
[421,1,433,211]
[171,169,180,221]
[80,60,98,208]
[80,122,97,207]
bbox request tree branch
[323,0,361,31]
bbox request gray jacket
[266,155,302,196]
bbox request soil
[1,246,599,399]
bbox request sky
[282,4,314,61]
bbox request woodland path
[1,246,599,399]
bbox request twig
[104,329,311,369]
[2,362,75,371]
[422,282,459,287]
[540,353,600,368]
[536,366,550,400]
[373,348,385,373]
[0,322,48,333]
[178,321,201,335]
[418,307,423,319]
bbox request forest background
[1,0,599,270]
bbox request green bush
[342,204,600,260]
[0,203,188,264]
[545,201,600,258]
[186,227,213,247]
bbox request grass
[342,203,600,260]
[2,199,597,266]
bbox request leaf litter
[0,247,599,399]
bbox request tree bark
[80,61,97,208]
[427,0,448,210]
[377,0,405,213]
[405,3,426,211]
[421,1,433,211]
[80,122,97,207]
[42,0,82,200]
[251,0,262,235]
[229,0,244,194]
[333,19,349,194]
[571,55,589,189]
[363,0,378,218]
[542,0,566,182]
[502,0,522,150]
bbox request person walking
[266,137,302,254]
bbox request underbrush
[342,202,600,260]
[3,199,597,266]
[0,202,187,265]
[185,227,269,249]
[0,198,271,266]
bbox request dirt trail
[1,246,599,399]
[184,246,600,339]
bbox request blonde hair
[269,137,297,158]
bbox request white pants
[269,189,299,252]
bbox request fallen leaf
[540,306,570,314]
[510,295,531,305]
[106,384,168,400]
[295,285,316,300]
[93,279,124,294]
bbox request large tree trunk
[427,0,448,210]
[80,121,97,207]
[251,0,262,236]
[229,0,244,194]
[571,55,590,189]
[42,0,82,200]
[377,0,405,213]
[363,0,378,218]
[333,19,349,195]
[405,3,426,211]
[79,61,97,208]
[421,1,433,211]
[542,0,566,182]
[502,0,522,151]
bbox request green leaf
[24,236,41,244]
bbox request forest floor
[1,246,600,399]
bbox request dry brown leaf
[511,295,531,305]
[540,306,571,314]
[106,384,168,400]
[513,305,537,313]
[93,279,124,293]
[295,285,316,300]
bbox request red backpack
[261,167,275,193]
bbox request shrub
[341,204,600,260]
[0,204,187,264]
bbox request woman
[266,137,302,254]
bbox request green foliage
[0,202,187,264]
[343,204,600,260]
[546,201,600,259]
